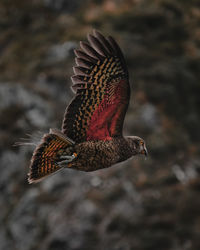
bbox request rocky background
[0,0,200,249]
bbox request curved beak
[140,145,148,157]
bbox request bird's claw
[58,153,77,167]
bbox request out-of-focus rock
[44,0,87,12]
[0,83,51,130]
[0,150,25,185]
[0,229,13,250]
[8,188,42,250]
[46,41,77,64]
[35,74,72,103]
[138,103,160,131]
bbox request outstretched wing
[62,30,130,143]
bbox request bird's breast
[70,139,124,171]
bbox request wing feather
[87,34,108,56]
[80,41,103,60]
[62,30,130,143]
[73,66,88,76]
[93,30,113,54]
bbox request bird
[28,30,147,184]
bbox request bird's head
[126,136,148,157]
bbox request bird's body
[28,30,147,183]
[65,137,137,171]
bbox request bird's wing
[62,30,130,143]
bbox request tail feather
[28,129,74,184]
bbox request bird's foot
[58,153,77,167]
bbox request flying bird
[28,30,147,184]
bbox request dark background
[0,0,200,249]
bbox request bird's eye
[135,141,139,146]
[140,141,144,146]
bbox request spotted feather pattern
[62,30,130,143]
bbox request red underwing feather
[62,30,130,143]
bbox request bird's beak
[140,145,148,157]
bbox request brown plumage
[28,30,147,184]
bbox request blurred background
[0,0,200,249]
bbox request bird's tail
[28,128,75,184]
